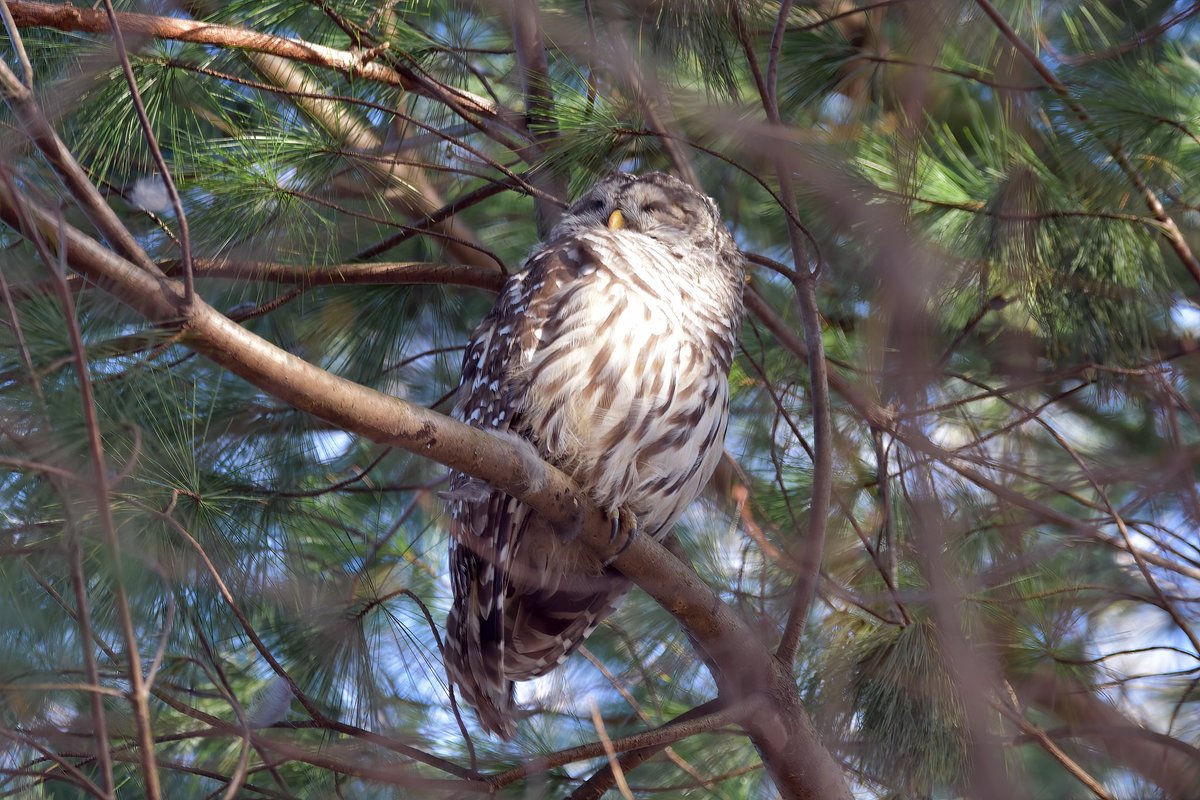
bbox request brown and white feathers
[444,172,745,737]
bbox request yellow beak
[607,209,625,230]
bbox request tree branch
[567,699,728,800]
[5,0,499,116]
[973,0,1200,289]
[99,0,194,305]
[240,51,497,270]
[493,698,747,788]
[47,209,161,799]
[1018,668,1200,799]
[507,0,568,235]
[0,159,851,800]
[178,259,504,290]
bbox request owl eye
[641,201,668,215]
[580,199,606,214]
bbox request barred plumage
[444,172,745,737]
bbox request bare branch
[1018,668,1200,798]
[5,0,499,116]
[100,0,194,305]
[588,700,635,800]
[0,147,853,800]
[47,210,161,799]
[993,693,1115,800]
[0,0,33,88]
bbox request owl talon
[614,525,638,556]
[602,507,639,566]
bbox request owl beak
[607,209,625,230]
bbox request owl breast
[517,230,735,537]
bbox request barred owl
[444,172,745,737]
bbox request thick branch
[0,177,852,800]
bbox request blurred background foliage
[0,0,1198,797]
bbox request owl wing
[444,237,618,737]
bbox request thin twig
[796,0,913,31]
[495,698,750,787]
[757,0,835,664]
[0,726,108,798]
[1014,400,1200,655]
[993,692,1116,800]
[6,0,498,115]
[973,0,1200,288]
[578,647,711,788]
[0,0,33,87]
[144,594,176,689]
[1,167,116,797]
[189,623,255,800]
[589,701,634,800]
[764,0,791,110]
[142,497,477,781]
[510,0,568,235]
[0,45,162,277]
[566,699,729,800]
[49,210,161,799]
[392,589,478,773]
[1047,1,1200,65]
[739,340,909,624]
[101,0,194,306]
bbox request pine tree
[0,1,1198,797]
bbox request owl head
[549,172,738,260]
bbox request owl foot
[602,506,639,566]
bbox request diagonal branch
[0,57,161,277]
[567,699,728,800]
[99,0,194,305]
[6,0,499,117]
[241,50,497,270]
[1018,668,1200,798]
[0,165,852,800]
[493,698,748,787]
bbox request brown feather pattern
[443,173,745,737]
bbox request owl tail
[445,569,631,738]
[445,593,517,739]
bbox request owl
[444,172,745,737]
